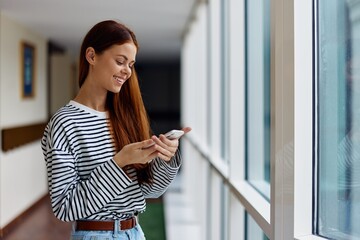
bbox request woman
[41,20,191,239]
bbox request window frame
[181,0,332,239]
[270,0,327,239]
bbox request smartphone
[164,129,185,140]
[143,130,185,149]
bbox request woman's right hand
[113,139,158,168]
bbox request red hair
[78,20,152,183]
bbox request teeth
[114,76,124,84]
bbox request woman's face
[91,42,137,93]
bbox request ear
[85,47,96,65]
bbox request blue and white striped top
[41,100,181,222]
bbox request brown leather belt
[75,217,137,231]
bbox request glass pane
[245,212,269,240]
[221,0,229,160]
[246,0,271,199]
[317,0,360,238]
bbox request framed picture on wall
[21,41,36,98]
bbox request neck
[74,78,107,112]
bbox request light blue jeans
[70,220,146,240]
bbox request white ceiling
[0,0,195,61]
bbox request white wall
[0,13,48,228]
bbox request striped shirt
[41,100,181,222]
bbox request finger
[182,127,192,134]
[153,137,178,157]
[144,152,159,163]
[157,152,171,161]
[146,136,177,160]
[140,139,155,150]
[157,135,179,148]
[154,144,177,161]
[151,135,168,147]
[158,146,176,159]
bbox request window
[317,0,360,238]
[245,0,271,199]
[245,212,270,240]
[221,0,230,160]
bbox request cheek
[105,63,120,77]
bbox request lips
[114,75,126,85]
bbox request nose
[121,65,132,78]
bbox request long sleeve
[42,102,181,221]
[140,150,182,198]
[44,142,132,221]
[41,105,134,222]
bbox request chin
[115,88,122,93]
[108,87,122,94]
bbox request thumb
[182,127,192,134]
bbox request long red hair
[78,20,152,183]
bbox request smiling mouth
[114,76,125,85]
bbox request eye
[116,60,124,65]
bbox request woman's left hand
[151,127,191,161]
[150,134,179,161]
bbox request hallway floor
[3,197,72,240]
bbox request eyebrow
[116,54,136,63]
